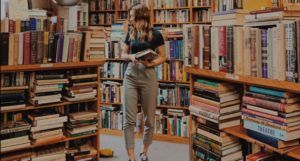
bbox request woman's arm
[140,45,167,67]
[121,44,137,64]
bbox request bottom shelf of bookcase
[1,133,98,154]
[100,129,189,144]
[223,125,300,159]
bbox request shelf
[154,22,191,25]
[101,102,123,106]
[117,9,128,12]
[0,98,98,113]
[157,105,189,110]
[101,78,124,81]
[224,125,299,155]
[105,58,126,61]
[0,133,98,154]
[100,129,189,144]
[90,10,115,12]
[185,67,300,93]
[0,61,105,73]
[154,7,190,10]
[192,21,211,24]
[287,147,300,160]
[158,80,190,84]
[1,86,29,91]
[192,6,211,9]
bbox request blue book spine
[30,18,36,31]
[246,129,280,148]
[249,86,286,98]
[175,40,179,59]
[243,119,293,141]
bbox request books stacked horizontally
[189,78,243,161]
[66,144,98,161]
[1,114,31,152]
[246,151,296,161]
[101,106,123,130]
[28,110,67,144]
[31,144,66,161]
[0,89,26,112]
[242,86,300,148]
[30,73,68,105]
[63,73,97,102]
[65,111,98,137]
[84,28,106,61]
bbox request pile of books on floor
[1,113,31,152]
[30,73,68,105]
[31,144,66,161]
[189,78,243,161]
[101,106,123,130]
[65,111,98,137]
[66,144,98,161]
[242,86,300,148]
[28,109,67,144]
[63,72,97,102]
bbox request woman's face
[129,10,135,26]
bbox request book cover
[135,49,159,61]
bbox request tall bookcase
[0,61,105,160]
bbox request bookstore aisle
[100,134,189,161]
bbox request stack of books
[101,106,123,130]
[1,115,31,152]
[110,23,124,41]
[31,144,66,161]
[63,72,97,102]
[65,111,98,137]
[84,29,106,61]
[30,73,68,105]
[0,89,26,112]
[102,81,123,104]
[189,78,243,161]
[28,110,67,144]
[66,144,98,161]
[242,86,300,148]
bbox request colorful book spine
[261,29,268,78]
[249,86,288,98]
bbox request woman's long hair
[128,4,153,42]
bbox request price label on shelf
[40,64,53,68]
[225,73,239,80]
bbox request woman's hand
[128,55,137,64]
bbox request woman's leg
[123,76,139,160]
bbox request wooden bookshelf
[157,105,189,110]
[0,61,105,73]
[224,125,300,158]
[185,67,300,93]
[100,129,189,144]
[0,86,29,91]
[0,61,104,160]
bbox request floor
[100,134,189,161]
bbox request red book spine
[68,38,75,62]
[9,20,15,33]
[23,32,31,64]
[219,26,227,72]
[242,108,285,123]
[243,96,285,112]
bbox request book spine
[23,32,31,64]
[242,108,286,124]
[296,20,300,83]
[250,28,258,77]
[243,96,285,112]
[203,26,211,70]
[246,129,280,148]
[0,33,9,65]
[243,119,292,141]
[261,29,268,78]
[48,32,55,62]
[30,31,38,64]
[36,31,44,64]
[219,26,227,72]
[18,33,24,65]
[249,86,286,98]
[226,26,234,73]
[285,22,298,82]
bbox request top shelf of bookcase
[0,61,105,73]
[185,67,300,93]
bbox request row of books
[156,61,187,82]
[193,0,212,7]
[102,81,123,104]
[90,13,115,25]
[215,0,243,12]
[242,86,300,148]
[101,107,190,137]
[192,9,212,22]
[153,0,189,8]
[183,21,300,83]
[154,10,190,24]
[157,83,190,107]
[189,78,243,161]
[0,31,87,65]
[1,17,67,33]
[90,0,115,11]
[1,72,29,87]
[77,1,89,27]
[103,62,128,79]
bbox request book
[135,49,159,61]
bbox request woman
[121,4,166,161]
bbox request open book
[135,49,159,61]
